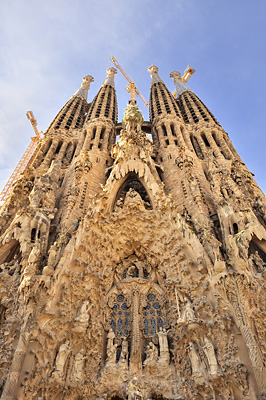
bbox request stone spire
[73,75,94,101]
[45,74,94,133]
[148,65,181,122]
[101,67,117,88]
[170,70,191,98]
[86,68,118,123]
[148,65,163,86]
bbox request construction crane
[0,111,43,202]
[173,65,195,98]
[110,56,148,107]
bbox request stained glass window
[144,319,149,335]
[142,292,164,336]
[151,317,156,334]
[109,294,130,337]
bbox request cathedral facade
[0,64,266,400]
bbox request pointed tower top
[102,67,117,88]
[170,70,191,98]
[73,75,94,101]
[148,65,163,86]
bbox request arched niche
[248,237,266,264]
[0,239,21,264]
[112,173,153,211]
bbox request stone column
[1,332,30,400]
[129,289,142,374]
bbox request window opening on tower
[91,127,97,140]
[162,125,167,137]
[190,135,204,159]
[201,133,210,148]
[55,141,63,154]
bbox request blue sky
[0,0,266,194]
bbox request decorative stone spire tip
[148,65,163,86]
[102,67,117,88]
[73,75,94,101]
[170,70,191,98]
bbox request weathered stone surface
[0,68,266,400]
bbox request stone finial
[169,70,181,85]
[73,75,94,101]
[148,65,163,86]
[102,67,117,88]
[170,70,190,98]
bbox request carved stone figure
[71,349,86,382]
[53,340,71,377]
[179,298,196,323]
[73,300,92,333]
[118,338,128,370]
[107,328,115,352]
[106,343,118,365]
[188,342,202,377]
[158,327,170,365]
[203,338,218,375]
[127,377,143,400]
[123,189,145,210]
[43,241,59,276]
[143,342,158,374]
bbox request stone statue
[179,298,196,323]
[158,327,169,365]
[203,338,218,375]
[28,239,41,265]
[43,241,59,276]
[53,340,71,377]
[107,328,115,352]
[123,189,145,210]
[143,342,158,374]
[106,343,118,365]
[188,342,202,376]
[127,377,143,400]
[118,338,128,367]
[73,301,92,333]
[19,239,41,291]
[71,349,86,381]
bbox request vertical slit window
[170,124,177,137]
[55,141,63,154]
[201,133,210,148]
[190,135,204,159]
[162,124,167,137]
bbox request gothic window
[109,294,130,337]
[142,293,164,337]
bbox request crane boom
[110,56,148,107]
[0,111,43,202]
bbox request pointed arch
[112,172,152,211]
